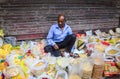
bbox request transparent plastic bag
[0,37,3,46]
[105,46,119,56]
[31,43,42,57]
[56,57,70,68]
[68,62,80,75]
[94,29,102,37]
[69,74,81,79]
[3,65,25,79]
[6,53,19,65]
[20,41,30,55]
[79,58,94,79]
[55,70,68,79]
[4,36,16,46]
[90,52,104,79]
[30,59,48,77]
[85,30,92,36]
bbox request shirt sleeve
[68,25,72,35]
[46,26,56,46]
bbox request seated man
[44,14,76,57]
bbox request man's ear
[64,18,66,22]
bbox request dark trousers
[44,34,76,57]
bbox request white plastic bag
[20,41,30,54]
[6,53,19,65]
[55,70,68,79]
[3,65,25,79]
[105,46,119,56]
[56,57,70,68]
[94,29,102,36]
[85,30,92,36]
[30,59,48,77]
[4,36,16,46]
[31,43,42,57]
[79,58,93,79]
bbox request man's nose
[59,22,62,25]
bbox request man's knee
[70,34,76,40]
[44,45,53,53]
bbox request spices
[117,45,120,49]
[92,64,104,79]
[69,74,81,79]
[92,58,104,79]
[108,49,118,55]
[118,56,120,60]
[82,63,93,79]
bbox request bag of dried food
[91,53,104,79]
[3,65,25,79]
[68,59,80,75]
[30,59,48,77]
[104,61,119,77]
[115,55,120,69]
[115,43,120,50]
[105,46,119,56]
[68,60,81,79]
[69,74,81,79]
[79,57,94,79]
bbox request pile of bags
[0,27,120,79]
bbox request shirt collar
[56,23,68,29]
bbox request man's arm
[47,26,59,49]
[46,26,56,46]
[68,25,72,35]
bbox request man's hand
[53,44,59,50]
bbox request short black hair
[57,14,66,22]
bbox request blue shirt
[47,23,72,46]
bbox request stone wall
[0,0,119,40]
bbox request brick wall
[0,0,119,40]
[116,0,120,27]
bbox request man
[44,14,76,57]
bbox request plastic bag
[40,39,48,47]
[116,28,120,34]
[4,36,16,46]
[6,53,19,65]
[56,57,70,68]
[115,43,120,50]
[31,43,42,57]
[94,43,107,53]
[104,61,119,77]
[69,74,81,79]
[68,61,80,75]
[30,59,48,77]
[85,30,92,36]
[0,37,3,47]
[91,52,104,79]
[105,46,119,56]
[3,65,25,79]
[55,70,68,79]
[86,42,96,51]
[79,58,93,79]
[94,29,102,37]
[20,41,30,55]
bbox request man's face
[58,16,65,28]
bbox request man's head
[57,14,66,28]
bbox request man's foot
[70,52,73,57]
[73,53,80,58]
[61,51,65,57]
